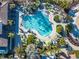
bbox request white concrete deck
[18,8,68,42]
[19,11,57,42]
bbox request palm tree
[58,37,66,47]
[25,44,36,59]
[65,15,72,22]
[65,24,72,33]
[4,20,14,29]
[27,34,36,45]
[54,15,60,22]
[9,3,16,9]
[8,32,15,50]
[8,20,14,26]
[56,25,63,34]
[51,44,60,54]
[15,46,26,58]
[59,0,69,9]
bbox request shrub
[56,25,63,33]
[54,15,60,22]
[27,34,36,45]
[65,24,72,32]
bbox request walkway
[49,12,79,50]
[65,38,79,50]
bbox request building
[0,0,20,54]
[0,0,8,54]
[11,0,29,5]
[0,0,8,34]
[12,0,35,6]
[0,0,8,25]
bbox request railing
[0,0,8,8]
[67,33,79,46]
[0,20,2,34]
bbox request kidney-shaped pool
[22,11,52,36]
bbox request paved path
[65,38,79,50]
[49,12,79,50]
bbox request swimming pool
[22,11,52,36]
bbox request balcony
[0,0,8,8]
[0,19,2,34]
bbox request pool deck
[19,11,58,42]
[19,10,69,43]
[18,5,79,52]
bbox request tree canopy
[27,34,36,45]
[56,25,63,33]
[44,0,71,9]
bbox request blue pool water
[22,11,52,36]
